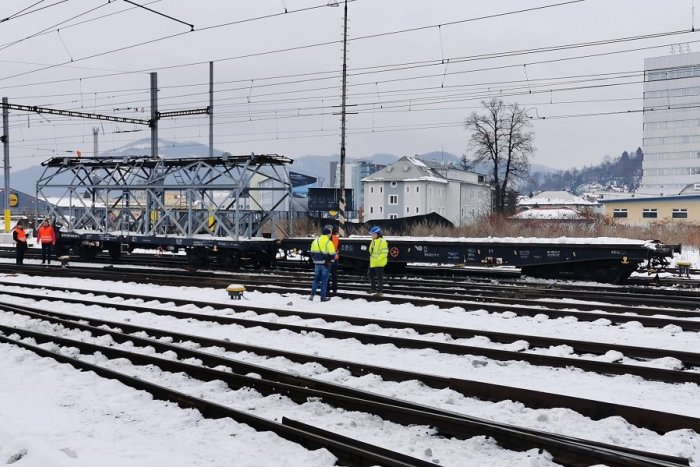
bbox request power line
[0,0,68,24]
[2,2,696,159]
[0,1,162,52]
[20,26,691,111]
[0,0,584,86]
[0,1,109,54]
[0,90,654,148]
[1,0,45,23]
[0,0,356,84]
[5,71,646,132]
[123,0,194,31]
[0,20,691,104]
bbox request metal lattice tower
[36,154,293,240]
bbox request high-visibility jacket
[12,227,26,244]
[331,234,340,260]
[38,225,56,244]
[310,234,336,265]
[368,237,389,268]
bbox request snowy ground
[1,273,700,465]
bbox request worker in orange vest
[37,219,56,265]
[12,220,28,265]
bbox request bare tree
[464,98,534,213]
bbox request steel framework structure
[36,154,293,240]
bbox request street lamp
[328,0,348,236]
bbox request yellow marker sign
[8,193,18,207]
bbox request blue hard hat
[369,226,381,235]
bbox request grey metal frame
[35,154,293,240]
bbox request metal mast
[337,0,348,236]
[2,98,9,232]
[209,61,214,157]
[150,72,158,158]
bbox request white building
[514,190,600,220]
[362,156,491,226]
[518,190,599,211]
[640,51,700,195]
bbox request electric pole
[338,0,348,237]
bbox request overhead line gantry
[0,71,210,232]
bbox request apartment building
[362,156,491,226]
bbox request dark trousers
[15,242,27,265]
[41,243,52,264]
[310,264,330,299]
[329,262,338,294]
[368,267,384,293]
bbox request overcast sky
[0,0,696,172]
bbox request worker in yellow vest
[309,225,336,302]
[368,225,389,296]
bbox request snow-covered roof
[519,190,598,206]
[400,177,448,184]
[511,207,584,220]
[363,155,476,184]
[407,156,428,168]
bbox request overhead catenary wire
[0,0,67,24]
[0,1,114,54]
[0,0,364,84]
[3,67,649,134]
[1,0,45,23]
[6,98,691,156]
[0,0,584,87]
[0,24,693,113]
[0,1,694,163]
[18,69,642,125]
[122,0,194,31]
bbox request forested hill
[523,148,643,195]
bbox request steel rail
[1,266,700,331]
[0,288,699,386]
[0,323,688,467]
[1,301,693,434]
[0,333,430,467]
[5,258,700,315]
[2,251,700,306]
[1,281,700,368]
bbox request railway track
[3,243,699,304]
[2,263,700,332]
[0,301,689,467]
[1,281,699,380]
[1,263,699,463]
[1,245,698,287]
[0,295,690,433]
